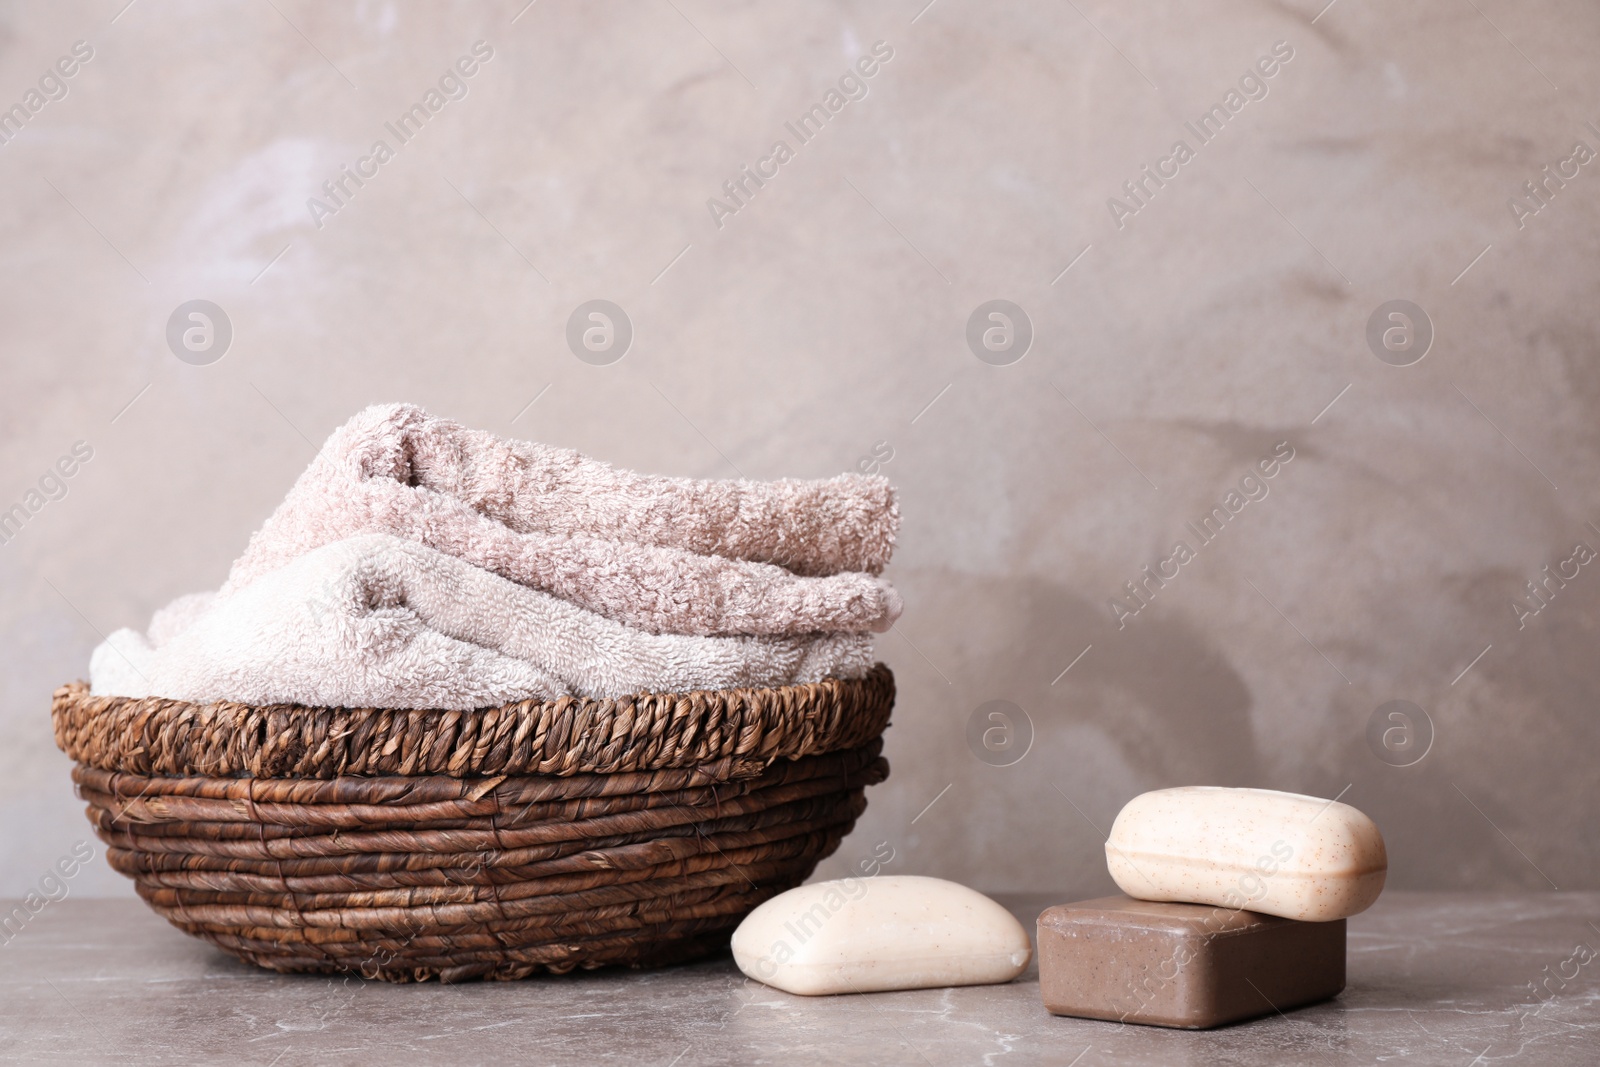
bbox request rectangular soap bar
[1038,895,1344,1029]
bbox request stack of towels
[91,404,902,710]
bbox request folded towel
[92,534,876,710]
[221,404,901,636]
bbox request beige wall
[2,0,1597,899]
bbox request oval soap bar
[1105,786,1387,922]
[731,875,1032,995]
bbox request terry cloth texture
[91,534,877,711]
[220,403,901,637]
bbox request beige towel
[91,535,876,710]
[222,404,901,636]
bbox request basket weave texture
[52,666,893,982]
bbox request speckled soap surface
[1106,787,1388,922]
[1036,895,1345,1029]
[2,892,1597,1065]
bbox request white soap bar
[731,875,1032,995]
[1105,786,1387,922]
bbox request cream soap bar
[1105,786,1386,922]
[731,875,1032,995]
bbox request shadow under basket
[50,665,894,982]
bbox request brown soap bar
[1037,895,1344,1029]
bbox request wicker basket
[51,666,893,982]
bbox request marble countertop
[1,891,1595,1065]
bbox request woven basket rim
[53,665,894,781]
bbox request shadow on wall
[1360,559,1600,891]
[857,569,1266,895]
[887,550,1600,891]
[910,569,1265,789]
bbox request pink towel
[223,404,901,636]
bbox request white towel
[91,534,874,711]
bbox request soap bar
[1105,786,1386,922]
[1038,895,1345,1029]
[731,875,1032,995]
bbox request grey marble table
[1,892,1595,1065]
